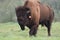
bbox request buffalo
[15,2,54,36]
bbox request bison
[15,3,54,36]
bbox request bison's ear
[25,7,30,10]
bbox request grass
[0,22,60,40]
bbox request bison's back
[39,4,54,22]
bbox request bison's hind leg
[45,21,51,36]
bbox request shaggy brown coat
[15,1,54,36]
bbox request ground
[0,22,60,40]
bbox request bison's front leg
[29,24,38,36]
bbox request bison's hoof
[29,32,36,37]
[48,34,51,36]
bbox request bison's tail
[53,11,54,17]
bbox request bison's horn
[27,10,30,13]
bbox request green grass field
[0,22,60,40]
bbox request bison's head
[15,6,30,30]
